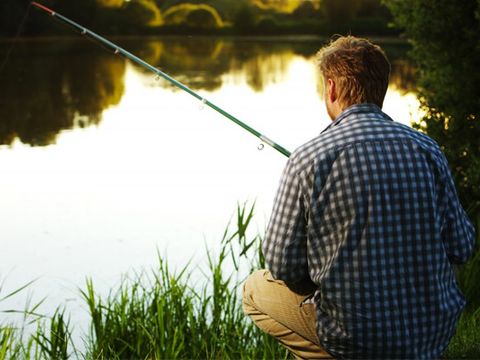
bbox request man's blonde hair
[316,36,391,108]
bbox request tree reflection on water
[0,39,125,146]
[0,37,414,147]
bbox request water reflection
[130,39,300,92]
[0,37,415,147]
[0,39,125,146]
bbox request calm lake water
[0,37,419,327]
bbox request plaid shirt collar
[321,103,392,134]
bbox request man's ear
[327,78,337,103]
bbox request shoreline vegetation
[0,204,288,359]
[1,0,399,39]
[0,34,409,45]
[0,204,479,359]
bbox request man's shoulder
[290,106,444,173]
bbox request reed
[78,202,287,359]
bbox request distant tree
[233,5,257,34]
[384,0,480,217]
[0,0,26,36]
[186,8,218,28]
[252,0,313,13]
[0,0,102,36]
[123,0,163,27]
[255,17,280,34]
[357,0,391,18]
[163,3,223,27]
[292,1,321,19]
[54,0,98,27]
[97,0,124,7]
[321,0,361,25]
[206,0,250,21]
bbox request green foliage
[321,0,393,34]
[442,309,480,359]
[163,3,224,28]
[0,327,16,360]
[384,0,480,217]
[0,0,28,37]
[384,0,480,311]
[233,5,257,34]
[186,8,219,28]
[322,0,361,24]
[357,0,391,18]
[32,310,74,360]
[292,1,321,19]
[252,0,313,13]
[123,0,163,27]
[456,216,480,310]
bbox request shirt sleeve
[263,156,309,282]
[440,158,476,264]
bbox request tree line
[0,0,396,37]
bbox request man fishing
[243,36,475,359]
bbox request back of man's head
[316,36,391,109]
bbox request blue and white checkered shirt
[264,103,475,359]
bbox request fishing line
[30,1,291,158]
[0,3,33,78]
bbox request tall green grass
[0,283,79,360]
[443,309,480,359]
[0,203,479,359]
[443,214,480,359]
[0,203,288,359]
[456,214,480,311]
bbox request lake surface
[0,37,419,326]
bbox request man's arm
[441,158,476,264]
[263,156,310,283]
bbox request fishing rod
[30,2,291,158]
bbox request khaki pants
[243,270,333,359]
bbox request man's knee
[242,269,269,315]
